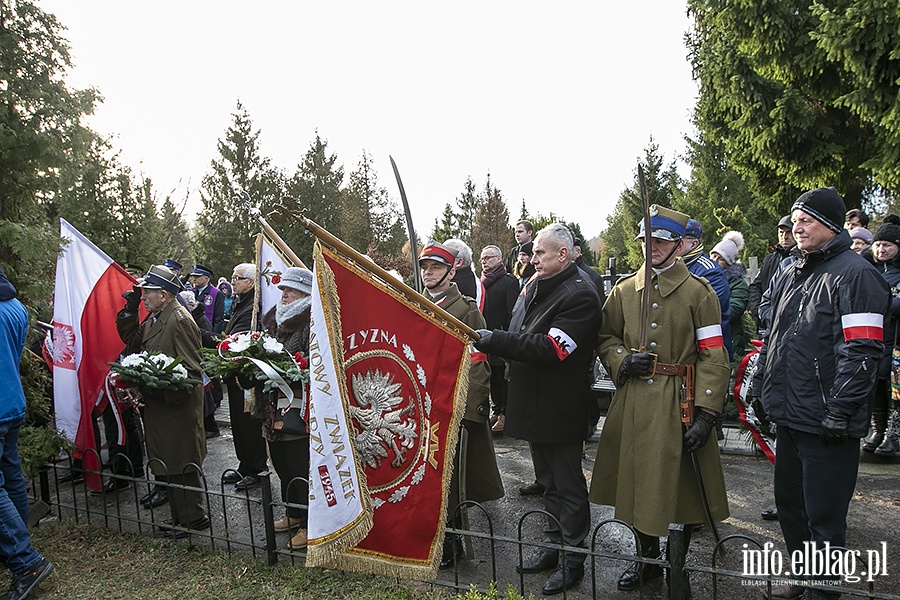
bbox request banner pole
[301,217,478,339]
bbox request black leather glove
[617,352,654,382]
[683,410,717,452]
[122,286,141,313]
[474,329,493,350]
[820,405,850,445]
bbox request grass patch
[14,520,449,600]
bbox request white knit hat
[711,231,745,266]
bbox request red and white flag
[256,233,295,317]
[306,242,470,579]
[50,219,137,490]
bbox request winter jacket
[481,268,519,367]
[0,298,28,423]
[684,252,733,360]
[874,255,900,378]
[755,230,889,438]
[195,283,225,333]
[748,244,795,330]
[723,262,750,357]
[476,262,601,444]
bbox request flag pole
[300,217,478,339]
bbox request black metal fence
[33,456,899,600]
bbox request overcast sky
[42,1,699,241]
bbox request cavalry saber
[637,165,652,353]
[389,156,422,293]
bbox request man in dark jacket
[445,239,484,310]
[573,237,605,301]
[222,263,268,490]
[754,188,889,600]
[478,244,519,433]
[504,219,536,280]
[747,215,796,335]
[476,224,601,596]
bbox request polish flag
[51,219,138,490]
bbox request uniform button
[646,378,654,385]
[520,326,525,331]
[652,303,659,309]
[654,284,659,290]
[616,348,623,354]
[650,322,658,329]
[705,389,713,396]
[649,342,657,350]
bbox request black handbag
[272,406,307,436]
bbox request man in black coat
[222,263,268,490]
[504,219,536,278]
[476,224,602,596]
[747,215,795,335]
[478,244,519,432]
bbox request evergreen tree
[342,151,405,256]
[471,174,513,256]
[430,203,459,243]
[0,0,100,305]
[280,132,344,263]
[157,193,193,270]
[454,176,478,244]
[599,141,680,272]
[686,0,899,207]
[194,101,283,277]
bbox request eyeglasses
[231,276,251,281]
[479,255,501,262]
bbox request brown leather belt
[653,361,690,377]
[652,361,697,426]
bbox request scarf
[275,296,311,326]
[480,264,508,287]
[681,243,705,267]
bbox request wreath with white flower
[199,331,309,394]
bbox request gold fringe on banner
[305,241,374,565]
[310,242,472,581]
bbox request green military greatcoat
[590,259,730,536]
[433,283,504,504]
[117,299,206,477]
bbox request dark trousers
[226,381,267,476]
[102,404,144,477]
[531,441,590,568]
[269,438,309,526]
[774,427,859,599]
[168,470,206,526]
[489,366,508,415]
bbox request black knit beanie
[874,215,900,245]
[791,188,846,233]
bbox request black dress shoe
[158,516,211,539]
[761,507,778,521]
[205,429,220,439]
[140,486,168,508]
[90,477,130,495]
[518,481,545,496]
[618,560,663,591]
[222,471,242,484]
[439,534,464,570]
[516,551,559,573]
[234,474,260,490]
[543,564,584,596]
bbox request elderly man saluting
[117,265,209,537]
[475,223,601,596]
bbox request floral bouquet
[199,331,309,394]
[108,352,201,402]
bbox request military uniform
[432,282,504,504]
[591,259,731,535]
[117,289,207,527]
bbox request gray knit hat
[278,267,313,295]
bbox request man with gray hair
[475,223,601,595]
[445,238,484,310]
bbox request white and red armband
[841,313,883,342]
[548,327,577,361]
[696,324,725,351]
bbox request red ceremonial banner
[316,246,469,577]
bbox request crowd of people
[5,188,898,600]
